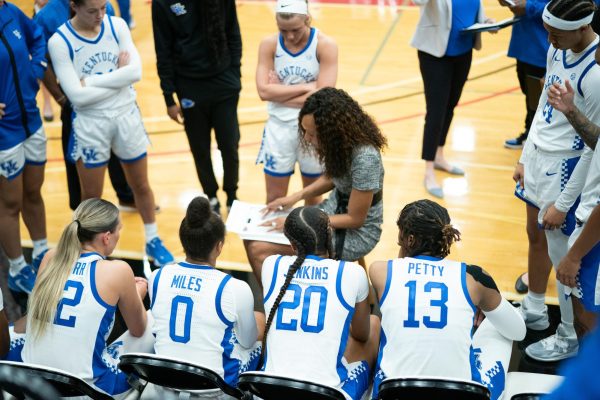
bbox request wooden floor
[15,0,557,302]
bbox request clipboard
[225,200,291,245]
[462,17,521,33]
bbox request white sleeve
[582,67,600,125]
[48,34,119,108]
[555,145,594,212]
[84,18,142,89]
[0,289,3,312]
[341,262,370,304]
[230,279,258,349]
[483,298,526,341]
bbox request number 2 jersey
[261,255,369,388]
[149,262,260,387]
[22,252,130,396]
[374,255,476,393]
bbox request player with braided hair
[370,200,525,400]
[261,206,380,400]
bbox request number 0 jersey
[261,255,369,388]
[375,255,476,385]
[23,252,129,396]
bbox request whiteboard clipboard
[462,17,521,33]
[226,200,291,245]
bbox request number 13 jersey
[375,255,476,384]
[261,255,369,388]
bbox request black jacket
[152,0,242,106]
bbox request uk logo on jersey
[170,3,187,16]
[12,29,21,40]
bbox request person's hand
[263,192,302,215]
[34,0,49,7]
[135,277,148,300]
[167,104,184,124]
[548,81,575,114]
[0,103,5,120]
[510,0,527,17]
[513,162,524,188]
[268,70,280,84]
[556,254,581,288]
[260,216,286,232]
[484,18,499,34]
[118,51,130,68]
[542,204,567,230]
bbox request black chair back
[0,361,112,399]
[0,364,60,400]
[238,372,347,400]
[511,394,544,400]
[118,353,246,399]
[378,377,491,400]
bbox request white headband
[542,4,594,30]
[276,0,308,15]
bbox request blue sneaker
[504,132,528,149]
[31,248,49,271]
[146,237,174,267]
[8,264,37,294]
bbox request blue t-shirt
[445,0,479,56]
[507,0,549,68]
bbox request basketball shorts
[0,126,46,180]
[256,116,322,177]
[69,103,149,168]
[338,359,370,400]
[514,146,581,236]
[568,224,600,312]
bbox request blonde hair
[27,198,120,339]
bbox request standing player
[512,0,600,361]
[261,207,380,400]
[255,0,338,204]
[370,200,525,400]
[150,197,262,392]
[47,0,173,267]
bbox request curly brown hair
[298,87,387,178]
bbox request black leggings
[418,50,472,161]
[176,80,240,200]
[516,60,545,134]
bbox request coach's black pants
[516,60,545,135]
[176,79,240,201]
[418,50,472,162]
[60,101,134,210]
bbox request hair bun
[186,197,211,226]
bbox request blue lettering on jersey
[543,75,563,124]
[72,261,86,275]
[277,65,315,82]
[81,51,119,75]
[287,265,329,280]
[170,275,202,292]
[407,262,444,277]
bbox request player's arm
[265,175,335,212]
[466,265,526,341]
[231,279,259,348]
[83,18,141,89]
[557,204,600,288]
[280,34,338,108]
[112,261,147,337]
[0,290,9,357]
[369,260,388,302]
[255,36,315,103]
[48,35,119,108]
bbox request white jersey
[51,15,136,113]
[23,252,128,395]
[526,37,600,156]
[150,262,259,387]
[376,256,476,382]
[267,28,320,122]
[576,145,600,222]
[261,255,369,388]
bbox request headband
[542,4,594,30]
[276,0,308,15]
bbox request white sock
[32,238,49,260]
[9,255,27,276]
[524,290,546,312]
[555,281,576,336]
[144,223,159,243]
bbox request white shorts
[514,145,581,236]
[69,103,149,168]
[0,126,46,180]
[256,116,322,177]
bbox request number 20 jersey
[261,255,369,388]
[375,255,476,382]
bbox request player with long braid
[261,206,379,400]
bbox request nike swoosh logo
[546,172,558,176]
[280,3,291,7]
[554,56,560,62]
[75,46,84,52]
[275,54,284,58]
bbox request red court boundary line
[45,86,519,164]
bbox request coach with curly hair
[245,87,387,281]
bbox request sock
[556,281,576,337]
[9,255,27,276]
[32,238,49,260]
[144,223,159,243]
[524,290,546,312]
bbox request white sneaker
[525,323,579,362]
[516,297,550,330]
